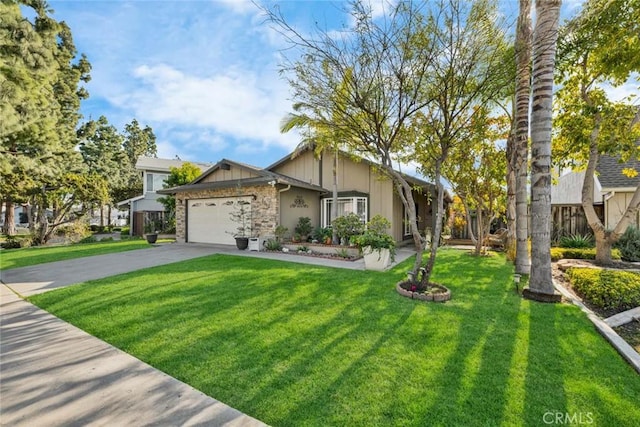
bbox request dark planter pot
[145,233,158,244]
[235,237,249,250]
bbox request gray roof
[158,159,328,195]
[135,157,212,173]
[596,152,640,189]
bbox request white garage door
[187,197,251,244]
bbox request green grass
[29,249,640,426]
[0,239,151,270]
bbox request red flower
[410,285,417,292]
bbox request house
[158,147,447,245]
[118,157,212,236]
[551,153,640,237]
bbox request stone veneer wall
[175,185,279,243]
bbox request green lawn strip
[29,250,640,426]
[0,240,151,270]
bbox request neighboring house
[118,157,212,236]
[0,203,28,227]
[159,147,448,245]
[551,153,640,237]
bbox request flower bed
[396,281,451,302]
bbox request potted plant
[228,199,252,250]
[354,215,396,271]
[144,218,161,244]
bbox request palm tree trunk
[527,0,561,299]
[331,150,339,243]
[515,0,532,275]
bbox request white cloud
[218,0,259,15]
[120,63,299,153]
[601,78,639,104]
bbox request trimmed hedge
[550,247,622,262]
[567,268,640,310]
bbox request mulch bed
[614,320,640,354]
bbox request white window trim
[321,196,368,227]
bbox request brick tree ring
[396,281,451,302]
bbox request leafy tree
[554,0,640,264]
[268,0,508,286]
[28,172,109,245]
[444,111,508,256]
[1,0,58,234]
[78,115,126,225]
[116,118,157,202]
[527,0,561,297]
[123,118,157,168]
[1,0,92,242]
[266,0,439,281]
[410,0,509,282]
[157,162,202,230]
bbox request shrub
[79,236,97,244]
[559,233,594,249]
[615,225,640,262]
[275,225,288,242]
[568,268,640,310]
[353,215,395,260]
[264,239,282,251]
[1,235,22,249]
[120,227,130,237]
[294,217,313,239]
[332,213,365,243]
[550,247,622,262]
[59,221,91,243]
[335,248,350,258]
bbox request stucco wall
[279,188,321,237]
[175,184,279,243]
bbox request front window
[404,203,419,236]
[322,196,367,227]
[146,173,168,192]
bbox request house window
[403,203,419,236]
[146,173,168,192]
[321,197,367,227]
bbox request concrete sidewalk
[0,286,265,426]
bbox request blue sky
[46,0,593,169]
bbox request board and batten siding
[272,150,320,186]
[606,191,640,229]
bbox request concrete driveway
[1,243,266,427]
[0,243,221,297]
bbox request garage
[187,197,251,244]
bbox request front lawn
[30,250,640,426]
[0,240,151,270]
